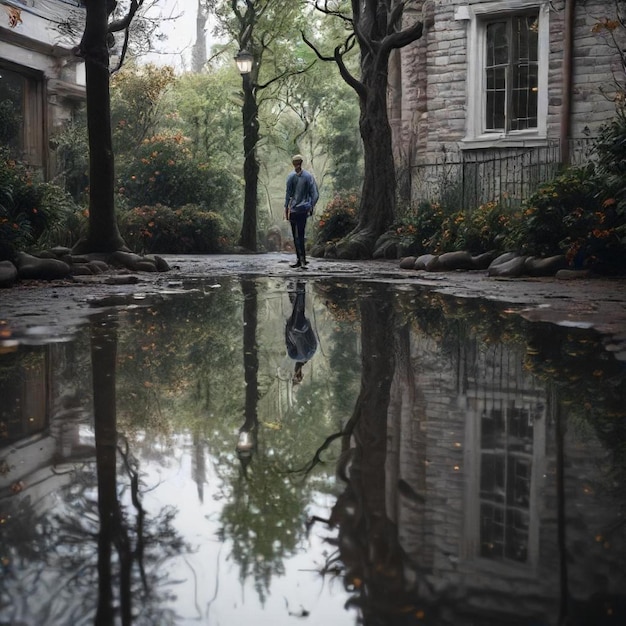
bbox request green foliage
[0,149,81,260]
[49,112,89,204]
[116,132,237,211]
[445,200,513,254]
[386,198,512,256]
[111,63,177,149]
[318,93,363,193]
[117,203,232,254]
[314,191,359,244]
[162,70,242,161]
[508,166,601,257]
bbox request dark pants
[289,212,308,261]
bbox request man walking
[284,154,319,268]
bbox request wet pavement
[0,254,625,625]
[2,253,626,357]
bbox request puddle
[1,276,625,625]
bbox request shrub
[507,166,602,257]
[313,191,359,245]
[0,149,81,260]
[453,199,515,254]
[117,203,232,254]
[116,132,236,211]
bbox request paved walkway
[1,253,625,357]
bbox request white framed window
[456,1,549,148]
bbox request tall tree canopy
[211,0,315,249]
[305,0,424,258]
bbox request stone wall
[394,0,625,189]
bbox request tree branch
[302,31,365,99]
[108,0,143,33]
[381,18,423,55]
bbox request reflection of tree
[307,285,429,624]
[0,314,188,624]
[236,279,260,472]
[217,279,309,603]
[91,312,186,624]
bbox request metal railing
[404,138,596,212]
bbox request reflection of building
[0,344,93,514]
[386,329,624,623]
[463,347,547,572]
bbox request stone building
[390,0,625,208]
[0,0,85,178]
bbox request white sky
[143,0,222,71]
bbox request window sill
[460,134,549,150]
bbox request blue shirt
[284,169,319,213]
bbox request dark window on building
[485,13,539,132]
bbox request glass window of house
[485,13,539,133]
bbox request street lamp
[234,49,254,75]
[235,48,260,251]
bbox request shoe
[290,260,302,268]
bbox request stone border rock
[0,247,171,288]
[399,251,592,280]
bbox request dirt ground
[1,253,625,359]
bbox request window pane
[485,68,506,130]
[512,15,539,131]
[486,22,508,66]
[515,15,539,62]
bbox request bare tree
[304,0,424,259]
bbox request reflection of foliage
[115,281,242,442]
[217,461,306,604]
[524,325,626,495]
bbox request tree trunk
[335,54,396,259]
[73,0,127,254]
[358,72,397,236]
[239,73,260,251]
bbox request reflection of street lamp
[235,48,259,251]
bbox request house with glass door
[0,0,85,179]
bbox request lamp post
[235,49,259,251]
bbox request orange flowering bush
[314,191,359,244]
[116,133,235,211]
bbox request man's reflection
[285,281,318,385]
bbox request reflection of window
[485,14,539,132]
[458,1,549,147]
[479,402,533,563]
[0,64,45,166]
